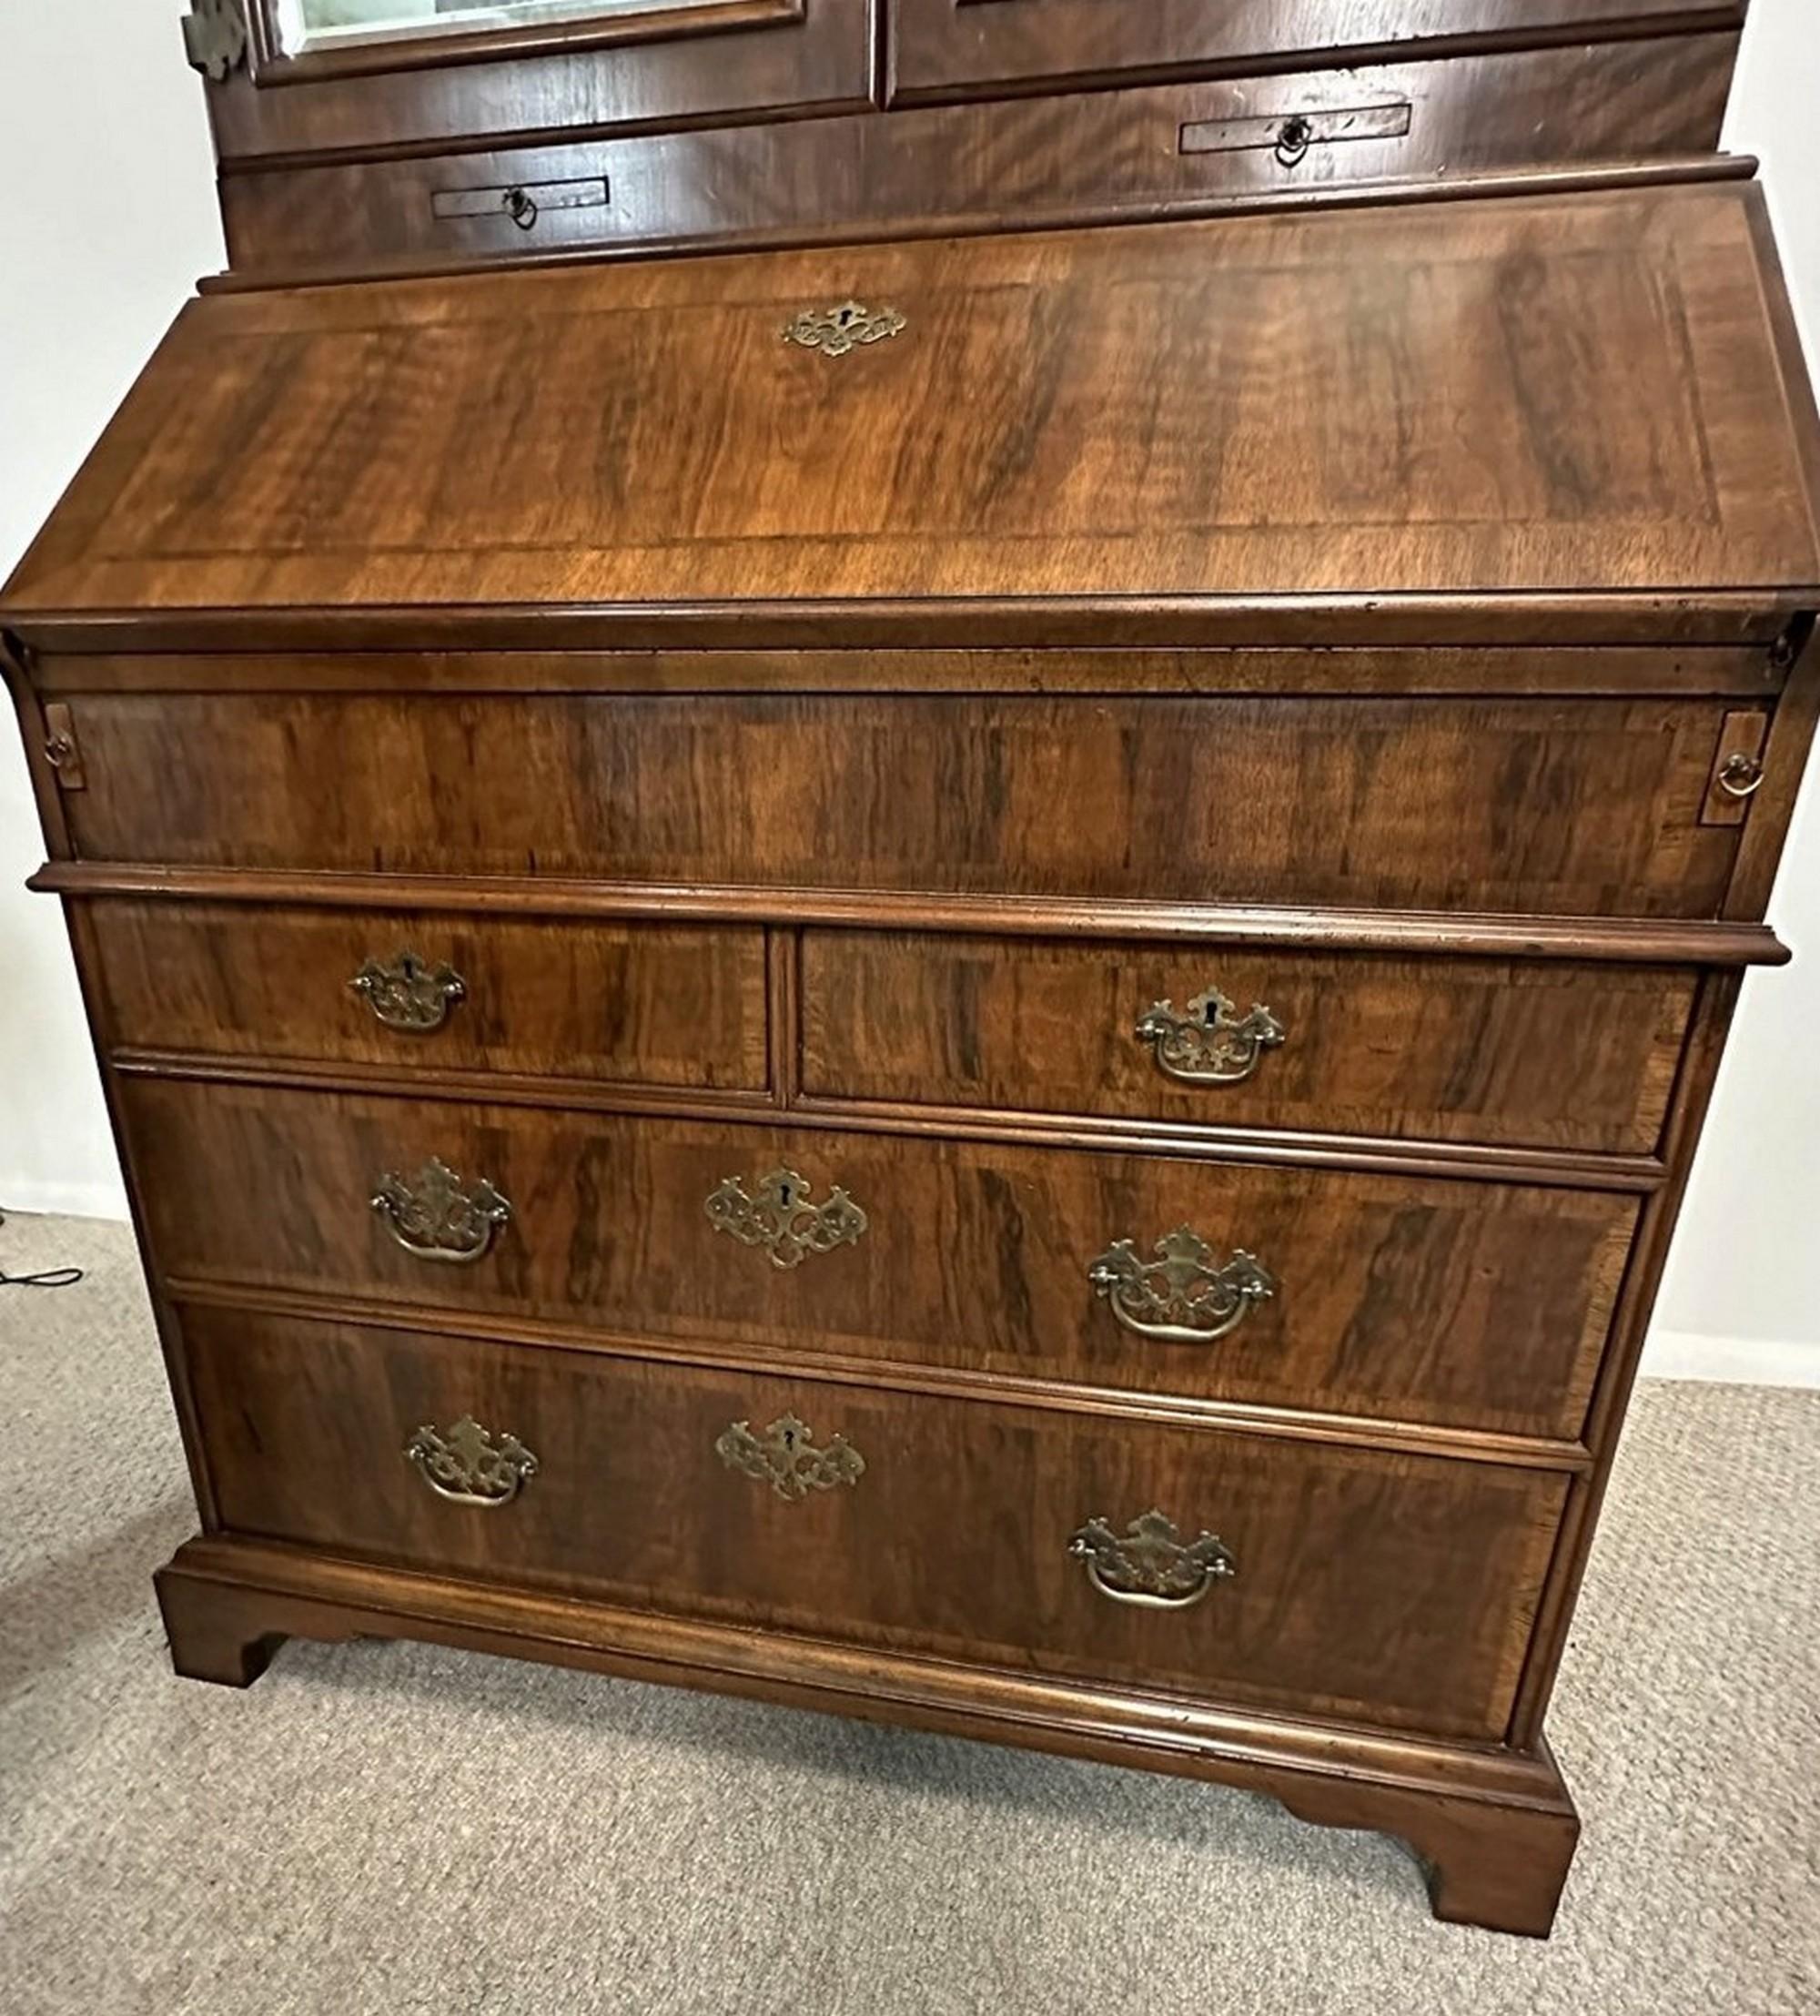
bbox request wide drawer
[126,1080,1635,1440]
[86,899,770,1092]
[181,1307,1568,1740]
[59,692,1743,916]
[801,931,1694,1154]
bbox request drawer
[182,1308,1569,1740]
[61,693,1744,917]
[126,1081,1636,1440]
[888,0,1734,106]
[801,932,1695,1154]
[86,900,769,1093]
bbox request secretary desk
[5,0,1816,1935]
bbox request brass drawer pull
[716,1413,865,1501]
[1137,988,1284,1086]
[372,1157,511,1264]
[1068,1510,1236,1609]
[1717,752,1765,798]
[705,1166,868,1270]
[1088,1226,1274,1343]
[349,949,466,1033]
[405,1415,539,1506]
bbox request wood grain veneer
[47,692,1745,916]
[122,1077,1637,1440]
[180,1304,1568,1740]
[800,932,1696,1153]
[6,163,1818,1937]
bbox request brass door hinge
[42,704,87,792]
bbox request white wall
[0,3,1815,1378]
[0,4,224,1219]
[1645,1,1820,1385]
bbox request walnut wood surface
[50,691,1744,917]
[887,0,1740,104]
[85,899,769,1091]
[126,1079,1635,1439]
[6,184,1816,632]
[801,932,1694,1153]
[155,1534,1582,1934]
[215,39,1740,281]
[179,1305,1566,1740]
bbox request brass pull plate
[1089,1226,1274,1343]
[372,1157,511,1264]
[716,1413,864,1501]
[1137,988,1284,1085]
[1068,1510,1236,1609]
[706,1167,867,1270]
[1179,101,1411,161]
[349,949,467,1033]
[406,1415,539,1506]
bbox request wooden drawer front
[889,0,1734,105]
[801,933,1694,1154]
[87,900,769,1092]
[63,693,1739,917]
[127,1081,1634,1439]
[184,1308,1567,1739]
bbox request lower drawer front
[125,1079,1634,1439]
[183,1309,1567,1741]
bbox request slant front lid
[5,178,1817,645]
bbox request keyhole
[1275,116,1314,168]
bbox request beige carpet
[2,1211,1815,2015]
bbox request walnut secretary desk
[5,0,1817,1937]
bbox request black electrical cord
[0,1209,86,1288]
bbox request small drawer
[126,1081,1636,1441]
[183,1307,1568,1740]
[801,932,1695,1154]
[88,900,770,1093]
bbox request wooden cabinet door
[203,0,874,162]
[886,0,1742,105]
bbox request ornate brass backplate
[1136,988,1285,1085]
[372,1157,512,1263]
[716,1413,865,1501]
[405,1416,540,1506]
[182,0,249,79]
[705,1167,868,1270]
[349,949,467,1033]
[781,299,907,357]
[1067,1509,1237,1608]
[1088,1226,1275,1343]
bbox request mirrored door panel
[275,0,724,59]
[209,0,870,162]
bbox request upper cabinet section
[194,0,873,161]
[5,179,1815,649]
[886,0,1747,105]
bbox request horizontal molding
[6,589,1812,656]
[162,1276,1593,1474]
[24,643,1790,699]
[165,1534,1572,1811]
[1640,1330,1820,1390]
[107,1049,1662,1191]
[0,1176,131,1222]
[114,1050,781,1119]
[32,865,1792,968]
